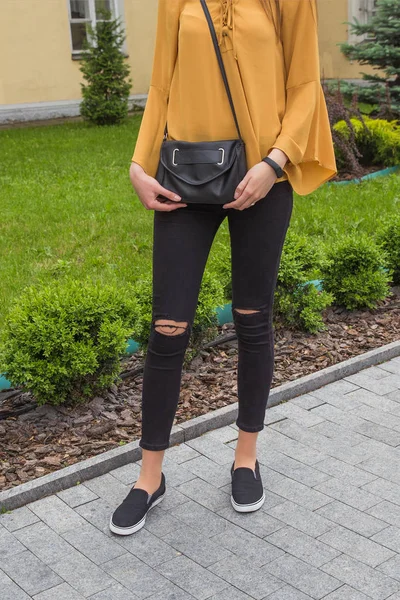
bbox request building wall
[0,0,381,109]
[318,0,375,80]
[1,0,80,105]
[0,0,158,106]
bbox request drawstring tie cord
[218,0,238,61]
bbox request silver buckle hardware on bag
[172,147,225,167]
[172,148,179,166]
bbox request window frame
[348,0,378,44]
[67,0,127,58]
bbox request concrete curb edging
[0,95,147,124]
[1,338,400,512]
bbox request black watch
[261,156,284,178]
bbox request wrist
[261,155,285,179]
[260,160,278,178]
[131,161,145,173]
[267,148,289,169]
[130,161,146,179]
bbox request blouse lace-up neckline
[219,0,238,60]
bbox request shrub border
[1,338,400,512]
[1,164,399,391]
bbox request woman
[110,0,337,536]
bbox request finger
[244,199,258,210]
[148,199,187,211]
[234,176,250,201]
[154,184,183,202]
[223,189,254,210]
[223,198,251,210]
[153,194,188,209]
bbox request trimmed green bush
[376,214,400,285]
[320,234,393,310]
[207,239,232,301]
[0,279,136,406]
[274,230,334,333]
[323,81,369,178]
[189,269,226,365]
[333,117,400,168]
[125,276,153,352]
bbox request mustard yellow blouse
[131,0,338,196]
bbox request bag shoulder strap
[200,0,242,139]
[163,0,242,140]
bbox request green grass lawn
[1,114,399,329]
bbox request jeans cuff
[235,420,264,433]
[139,439,169,451]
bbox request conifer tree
[339,0,400,117]
[79,8,132,125]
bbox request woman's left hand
[224,148,288,210]
[223,161,279,210]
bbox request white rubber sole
[230,491,265,513]
[109,492,165,536]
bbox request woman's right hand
[129,162,187,211]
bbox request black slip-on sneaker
[109,472,166,535]
[230,458,265,512]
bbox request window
[68,0,125,55]
[348,0,378,43]
[364,0,378,40]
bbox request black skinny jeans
[139,179,293,451]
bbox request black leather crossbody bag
[155,0,247,205]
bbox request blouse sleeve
[270,0,337,195]
[131,0,181,177]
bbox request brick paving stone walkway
[1,358,400,600]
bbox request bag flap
[159,139,245,185]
